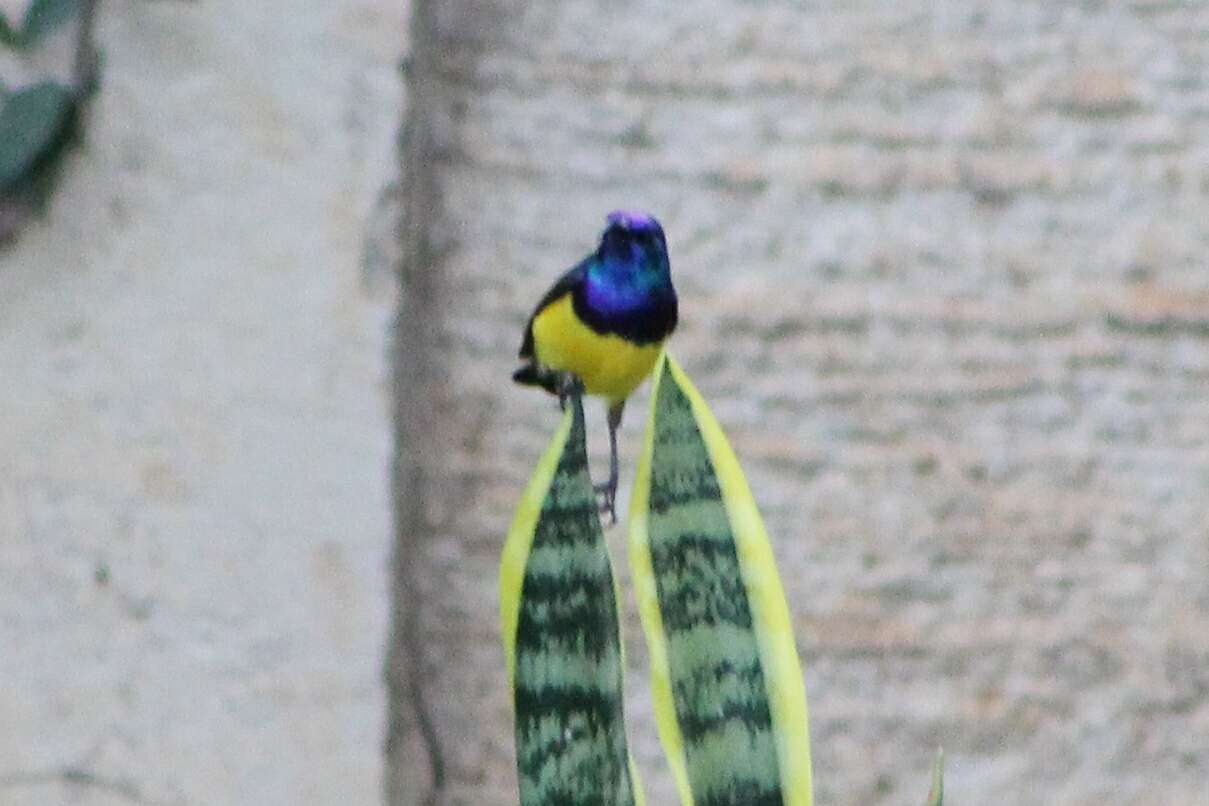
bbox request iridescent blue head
[585,209,673,313]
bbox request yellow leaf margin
[499,406,574,687]
[498,404,648,806]
[628,352,814,806]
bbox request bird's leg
[556,373,584,410]
[594,402,624,524]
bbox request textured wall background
[0,2,404,804]
[400,2,1209,804]
[4,1,1209,805]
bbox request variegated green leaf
[629,353,813,806]
[0,82,75,189]
[22,0,81,44]
[501,395,644,806]
[0,16,19,45]
[924,749,944,806]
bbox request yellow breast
[531,295,666,405]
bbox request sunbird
[513,210,679,521]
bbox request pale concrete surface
[0,2,405,804]
[397,1,1209,804]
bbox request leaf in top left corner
[22,0,81,44]
[0,81,75,189]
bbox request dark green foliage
[0,1,90,244]
[20,0,81,45]
[0,0,80,47]
[0,81,76,189]
[0,17,19,46]
[512,396,637,806]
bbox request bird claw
[556,374,584,411]
[593,482,617,525]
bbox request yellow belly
[531,295,666,404]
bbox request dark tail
[512,363,560,396]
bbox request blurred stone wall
[0,2,405,804]
[400,2,1209,804]
[4,1,1207,805]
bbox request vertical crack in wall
[383,0,449,803]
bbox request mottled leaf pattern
[501,396,642,806]
[630,354,813,806]
[647,374,779,804]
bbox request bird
[513,210,678,522]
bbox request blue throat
[584,242,671,315]
[569,210,678,344]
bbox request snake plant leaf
[923,749,943,806]
[0,16,19,45]
[501,394,645,806]
[629,353,813,806]
[0,81,75,189]
[22,0,81,44]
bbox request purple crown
[606,209,661,233]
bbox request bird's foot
[593,481,617,525]
[556,374,584,411]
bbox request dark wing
[518,259,589,358]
